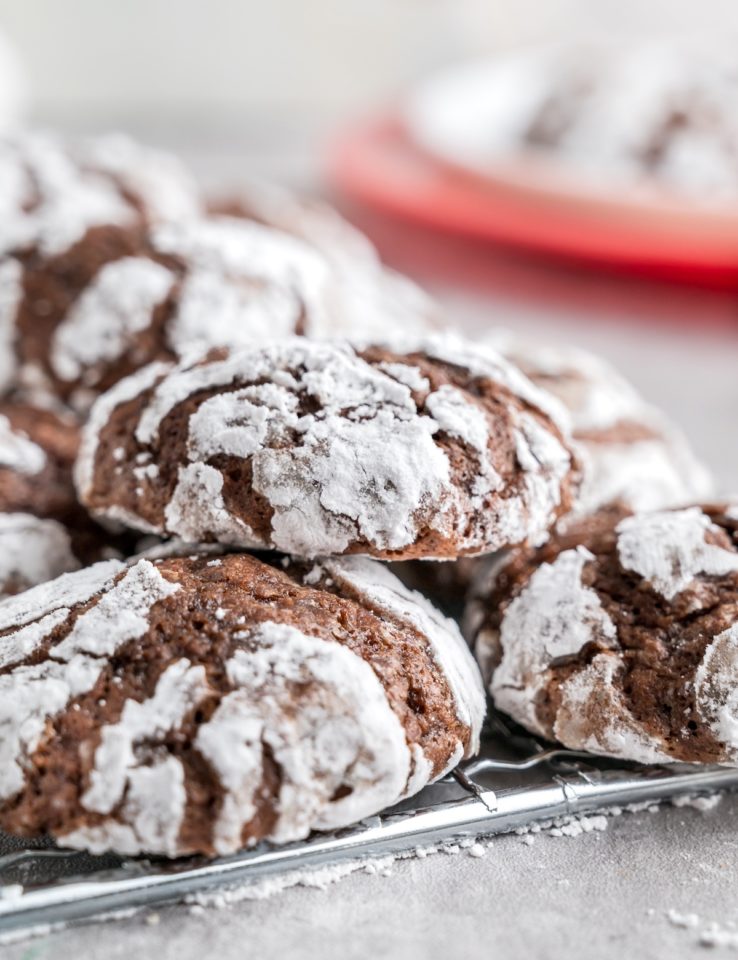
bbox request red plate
[328,114,738,289]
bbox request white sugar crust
[211,179,439,338]
[0,130,199,259]
[554,653,672,764]
[431,42,738,201]
[616,508,738,601]
[0,414,46,474]
[82,336,575,557]
[695,624,738,758]
[0,513,79,599]
[0,258,22,393]
[50,257,176,385]
[75,360,172,500]
[77,133,201,223]
[484,503,738,764]
[489,546,617,735]
[196,620,412,854]
[315,555,486,758]
[0,559,179,802]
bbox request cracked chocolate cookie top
[489,335,713,516]
[76,335,581,560]
[0,551,485,856]
[468,502,738,765]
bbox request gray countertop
[6,135,738,958]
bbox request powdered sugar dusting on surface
[490,334,648,432]
[489,547,617,735]
[0,559,177,802]
[165,462,259,546]
[318,555,485,755]
[82,659,208,816]
[0,513,79,600]
[78,133,201,223]
[616,508,738,600]
[0,558,122,633]
[694,624,738,757]
[0,132,134,257]
[151,217,334,353]
[0,415,46,474]
[555,653,672,764]
[0,130,200,260]
[51,257,176,385]
[197,619,411,854]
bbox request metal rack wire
[2,713,737,937]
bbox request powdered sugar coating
[0,414,46,474]
[0,513,80,599]
[487,547,617,735]
[78,336,579,559]
[195,621,411,853]
[554,654,672,764]
[409,41,738,201]
[211,179,440,338]
[0,130,200,259]
[316,555,486,756]
[77,133,200,224]
[50,257,176,384]
[616,508,738,600]
[0,258,22,393]
[0,559,178,801]
[694,624,738,758]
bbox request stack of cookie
[0,129,730,861]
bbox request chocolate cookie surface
[76,336,581,559]
[0,552,485,856]
[490,335,712,516]
[468,503,738,764]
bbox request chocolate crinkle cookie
[489,334,713,516]
[467,502,738,765]
[0,552,485,857]
[0,400,117,596]
[0,130,201,402]
[75,335,581,560]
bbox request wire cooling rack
[1,712,737,937]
